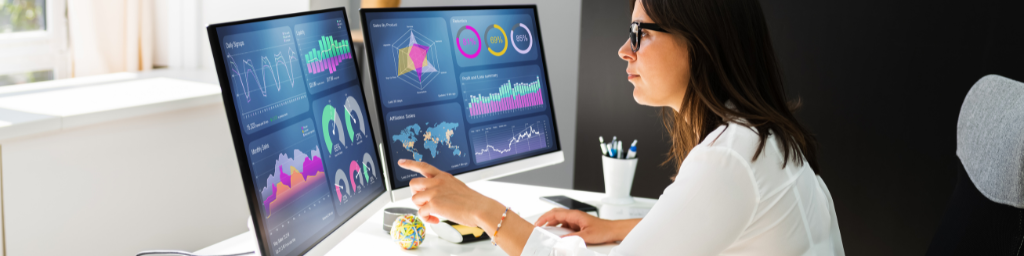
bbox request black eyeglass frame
[630,22,667,52]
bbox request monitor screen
[361,6,560,189]
[207,8,385,256]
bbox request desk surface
[0,69,221,142]
[195,181,657,256]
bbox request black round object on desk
[383,207,418,233]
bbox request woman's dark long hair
[631,0,821,176]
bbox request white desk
[0,69,251,256]
[196,181,657,256]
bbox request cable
[135,250,255,256]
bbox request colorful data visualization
[384,103,470,187]
[222,26,310,134]
[310,85,382,213]
[449,14,539,67]
[365,17,458,107]
[460,65,549,123]
[247,119,335,256]
[215,9,390,256]
[469,115,554,164]
[362,8,560,190]
[294,19,359,95]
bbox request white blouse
[522,122,844,256]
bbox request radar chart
[366,17,458,108]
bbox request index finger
[409,176,441,193]
[398,159,444,178]
[534,208,570,226]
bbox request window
[0,0,67,86]
[0,0,45,33]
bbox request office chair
[927,75,1024,255]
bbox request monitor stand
[246,216,263,256]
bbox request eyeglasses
[629,22,667,52]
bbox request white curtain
[67,0,154,77]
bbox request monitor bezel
[206,7,389,256]
[359,5,564,200]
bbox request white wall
[153,0,312,69]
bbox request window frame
[0,0,69,79]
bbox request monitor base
[246,216,263,256]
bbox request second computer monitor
[360,5,563,200]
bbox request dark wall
[572,0,677,199]
[573,0,1024,255]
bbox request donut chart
[448,15,539,67]
[512,23,533,54]
[485,24,508,57]
[456,25,481,59]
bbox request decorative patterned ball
[390,214,425,249]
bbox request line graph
[469,116,552,163]
[221,26,310,134]
[227,46,301,103]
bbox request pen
[627,140,637,159]
[613,141,618,159]
[599,136,608,156]
[617,140,624,159]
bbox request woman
[399,0,844,255]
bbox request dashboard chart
[385,103,469,186]
[214,9,390,256]
[295,19,359,95]
[469,115,553,164]
[467,76,542,115]
[449,14,539,67]
[223,27,310,134]
[366,17,458,107]
[310,85,382,213]
[312,86,369,156]
[331,152,379,204]
[363,7,559,191]
[247,119,335,256]
[461,65,548,123]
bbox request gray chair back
[957,74,1024,209]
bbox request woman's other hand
[399,159,505,228]
[533,208,636,244]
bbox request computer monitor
[360,5,564,200]
[207,7,389,256]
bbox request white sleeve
[521,227,602,256]
[519,145,758,256]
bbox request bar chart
[467,76,544,116]
[460,65,548,123]
[295,19,360,94]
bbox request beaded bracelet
[491,207,510,246]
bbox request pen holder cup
[601,156,638,205]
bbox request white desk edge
[195,180,658,256]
